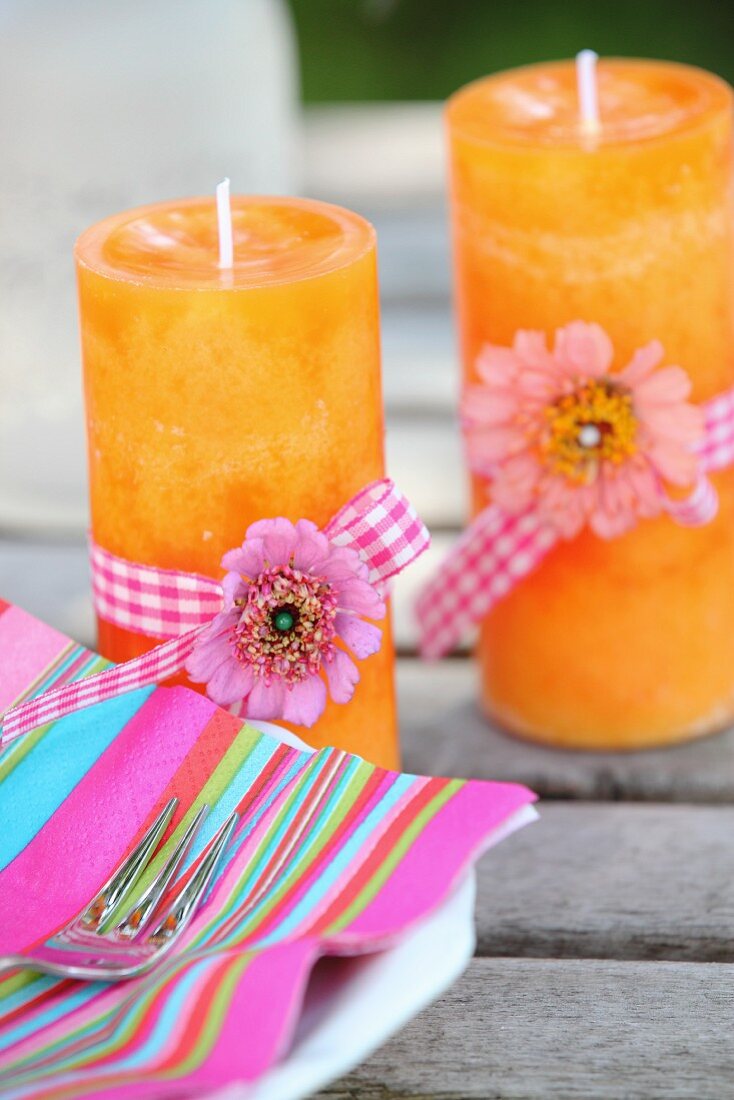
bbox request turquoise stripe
[180,735,291,870]
[9,959,212,1085]
[254,772,415,946]
[202,752,363,946]
[0,975,59,1023]
[196,750,338,945]
[197,750,312,884]
[0,979,101,1054]
[0,650,105,770]
[101,958,212,1073]
[0,687,155,873]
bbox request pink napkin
[0,600,536,1098]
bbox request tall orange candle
[447,59,734,749]
[75,195,398,768]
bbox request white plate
[204,721,537,1100]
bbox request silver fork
[0,798,238,982]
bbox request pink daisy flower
[186,518,385,727]
[463,321,705,539]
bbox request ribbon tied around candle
[1,480,429,744]
[417,322,734,659]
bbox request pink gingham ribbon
[90,544,224,640]
[417,387,734,659]
[2,480,429,744]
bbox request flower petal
[282,676,327,727]
[312,544,371,584]
[194,608,238,646]
[514,329,555,371]
[186,632,231,683]
[221,571,248,609]
[221,539,266,578]
[476,345,519,388]
[334,613,382,659]
[462,385,519,426]
[617,341,664,387]
[335,577,385,618]
[624,460,663,514]
[206,658,255,706]
[246,677,287,720]
[292,520,331,571]
[554,321,614,378]
[324,648,360,705]
[634,365,693,407]
[647,440,699,486]
[244,518,297,566]
[639,402,704,446]
[466,425,528,466]
[537,475,589,538]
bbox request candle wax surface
[77,196,398,768]
[447,60,734,749]
[84,197,375,288]
[449,59,727,147]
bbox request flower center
[542,378,638,483]
[272,606,297,633]
[231,564,337,685]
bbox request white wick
[576,49,600,134]
[216,177,234,269]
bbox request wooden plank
[397,660,734,803]
[474,803,734,962]
[0,538,94,644]
[387,420,466,532]
[316,957,734,1100]
[381,303,457,413]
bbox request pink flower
[186,518,385,727]
[462,322,705,539]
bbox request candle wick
[576,49,601,135]
[216,178,234,270]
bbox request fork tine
[114,804,210,940]
[77,797,178,932]
[147,811,239,947]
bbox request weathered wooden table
[4,547,733,1099]
[2,119,733,1096]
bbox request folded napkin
[0,600,537,1099]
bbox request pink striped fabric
[699,386,734,473]
[90,542,222,639]
[325,478,431,585]
[417,386,734,659]
[663,474,719,527]
[417,506,557,659]
[2,630,205,743]
[1,480,428,745]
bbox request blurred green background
[287,0,734,101]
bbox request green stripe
[325,779,464,932]
[191,750,346,945]
[102,722,263,929]
[158,954,251,1080]
[210,756,373,945]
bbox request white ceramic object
[224,720,538,1100]
[0,0,299,533]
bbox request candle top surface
[447,59,732,149]
[75,196,375,289]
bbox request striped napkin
[0,599,537,1099]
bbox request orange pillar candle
[446,59,734,749]
[75,195,397,768]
